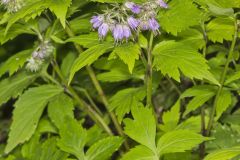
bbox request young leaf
[22,136,68,160]
[0,72,37,106]
[40,138,68,160]
[157,130,211,155]
[48,93,74,129]
[153,41,219,85]
[5,85,63,154]
[159,100,180,132]
[215,89,232,120]
[204,146,240,160]
[21,133,41,160]
[86,137,123,160]
[0,49,32,77]
[181,85,216,116]
[121,145,158,160]
[225,71,240,85]
[124,105,156,152]
[69,43,114,84]
[206,0,240,9]
[65,33,99,48]
[109,87,146,122]
[58,116,87,160]
[177,29,205,50]
[111,43,141,73]
[207,17,235,43]
[95,58,144,83]
[176,116,202,133]
[48,0,72,28]
[158,0,201,35]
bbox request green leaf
[124,106,156,152]
[159,100,180,132]
[97,69,133,82]
[206,0,240,8]
[22,136,68,160]
[69,43,114,84]
[21,133,41,160]
[176,116,202,133]
[177,29,205,50]
[5,85,63,154]
[163,152,195,160]
[0,49,32,77]
[153,41,219,85]
[48,93,74,129]
[0,72,37,106]
[204,146,240,160]
[0,23,35,44]
[225,71,240,85]
[121,145,158,160]
[110,87,146,122]
[69,18,91,34]
[65,33,99,48]
[5,0,50,34]
[60,52,77,78]
[58,117,87,160]
[48,0,72,28]
[157,130,211,155]
[86,137,123,160]
[207,17,235,43]
[181,85,216,116]
[158,0,201,35]
[40,138,68,160]
[215,89,232,120]
[95,58,144,83]
[37,118,58,134]
[207,3,234,16]
[111,43,141,73]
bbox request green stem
[75,86,103,116]
[206,18,238,136]
[51,60,113,135]
[65,25,128,148]
[146,32,154,108]
[199,21,208,160]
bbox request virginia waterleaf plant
[0,0,240,160]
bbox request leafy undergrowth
[0,0,240,160]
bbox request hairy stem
[51,60,113,135]
[206,18,238,136]
[146,33,154,108]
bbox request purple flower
[148,18,160,31]
[98,23,109,39]
[125,2,141,14]
[156,0,168,8]
[127,17,139,30]
[113,24,124,41]
[122,25,132,39]
[91,15,104,29]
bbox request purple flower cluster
[26,41,54,72]
[90,0,168,43]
